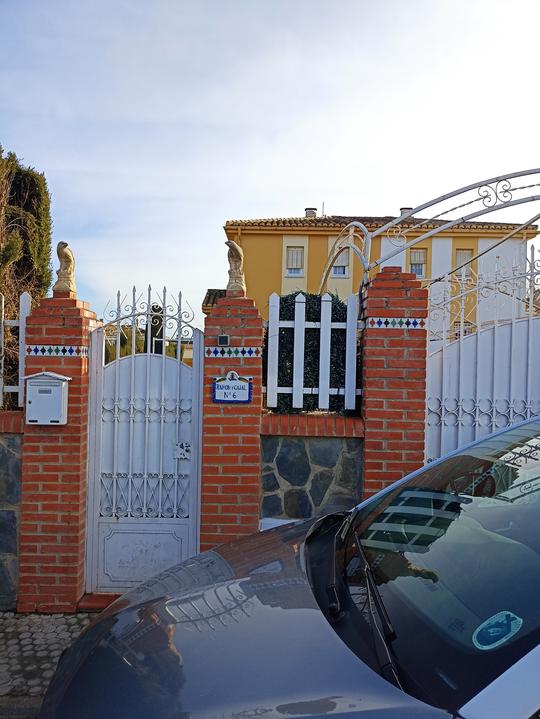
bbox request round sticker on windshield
[472,611,523,651]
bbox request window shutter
[410,249,426,265]
[287,247,304,269]
[456,249,473,276]
[334,248,349,267]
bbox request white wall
[380,236,406,271]
[430,237,453,278]
[477,237,527,324]
[427,238,453,342]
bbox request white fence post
[18,292,31,407]
[344,294,358,410]
[318,293,332,410]
[266,293,280,408]
[292,294,306,409]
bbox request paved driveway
[0,612,91,719]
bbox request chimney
[400,207,413,216]
[305,207,317,218]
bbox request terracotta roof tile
[224,214,536,231]
[202,288,226,314]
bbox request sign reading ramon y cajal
[213,371,253,403]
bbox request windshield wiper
[352,530,403,690]
[304,510,349,622]
[320,513,402,689]
[326,525,345,621]
[325,510,393,626]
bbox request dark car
[41,419,540,719]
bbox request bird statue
[52,241,77,295]
[225,239,246,294]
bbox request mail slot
[24,372,71,425]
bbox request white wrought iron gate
[426,251,540,461]
[86,288,203,593]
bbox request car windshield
[345,419,540,713]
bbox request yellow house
[219,208,535,321]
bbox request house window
[410,248,427,278]
[286,246,304,276]
[332,248,349,277]
[455,249,474,278]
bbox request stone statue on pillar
[225,239,246,294]
[52,241,76,295]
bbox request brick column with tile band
[18,291,97,613]
[361,266,428,498]
[200,291,264,550]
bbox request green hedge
[263,292,359,414]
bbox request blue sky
[1,0,540,324]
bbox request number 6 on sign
[213,370,253,404]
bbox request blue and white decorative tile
[204,346,262,359]
[366,317,426,330]
[26,344,89,358]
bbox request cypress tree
[0,146,52,314]
[0,146,52,406]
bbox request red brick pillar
[361,267,428,499]
[17,290,97,612]
[200,290,264,550]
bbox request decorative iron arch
[319,168,540,293]
[98,285,197,364]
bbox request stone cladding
[261,436,362,519]
[0,413,24,611]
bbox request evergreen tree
[0,146,52,407]
[0,146,52,316]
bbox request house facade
[221,208,535,323]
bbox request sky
[1,0,540,325]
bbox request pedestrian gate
[86,288,203,593]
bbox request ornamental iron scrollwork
[101,397,192,423]
[318,169,540,293]
[426,397,539,431]
[339,169,540,281]
[427,248,540,346]
[387,224,406,248]
[478,179,513,207]
[100,285,197,365]
[100,472,190,519]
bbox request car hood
[41,521,450,719]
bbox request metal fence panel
[426,247,540,461]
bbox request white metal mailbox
[24,372,71,425]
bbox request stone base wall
[260,436,362,520]
[0,426,22,610]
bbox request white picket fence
[0,292,31,408]
[265,292,361,410]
